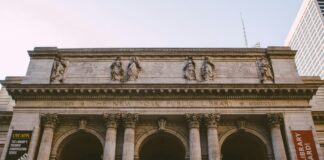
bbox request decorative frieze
[50,57,68,84]
[185,114,202,128]
[41,113,59,129]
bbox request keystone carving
[111,57,124,81]
[184,57,196,80]
[79,119,88,130]
[157,118,167,130]
[204,113,220,128]
[41,113,59,129]
[121,113,139,128]
[257,57,274,83]
[201,57,215,81]
[50,57,68,84]
[127,57,142,81]
[103,113,119,129]
[185,113,202,128]
[266,113,283,128]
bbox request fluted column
[204,114,221,160]
[186,114,202,160]
[267,113,287,160]
[122,113,138,160]
[37,113,58,160]
[103,113,119,160]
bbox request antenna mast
[240,13,249,48]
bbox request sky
[0,0,303,80]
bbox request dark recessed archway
[221,131,267,160]
[59,132,103,160]
[140,132,186,160]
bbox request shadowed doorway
[140,132,185,160]
[221,131,267,160]
[59,132,103,160]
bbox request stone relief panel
[201,57,215,81]
[110,57,124,81]
[256,57,274,83]
[50,57,69,84]
[127,57,142,81]
[183,57,197,81]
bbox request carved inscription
[19,100,308,108]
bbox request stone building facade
[0,47,323,160]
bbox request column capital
[121,113,138,128]
[185,113,202,128]
[266,113,283,128]
[103,113,119,129]
[204,113,221,128]
[41,113,58,129]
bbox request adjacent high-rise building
[285,0,324,79]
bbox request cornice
[2,83,319,100]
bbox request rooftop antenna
[240,13,249,48]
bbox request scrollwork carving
[201,57,215,81]
[103,113,119,129]
[50,57,68,84]
[41,113,59,129]
[204,113,220,128]
[111,57,124,81]
[257,57,274,83]
[121,113,139,128]
[185,113,202,128]
[127,57,142,81]
[266,113,283,128]
[183,57,196,80]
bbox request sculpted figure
[201,57,215,81]
[127,57,142,81]
[111,57,124,81]
[257,57,274,83]
[50,57,68,83]
[184,57,196,80]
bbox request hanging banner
[6,130,32,160]
[291,130,319,160]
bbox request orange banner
[291,130,319,160]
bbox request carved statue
[127,57,142,81]
[111,57,124,81]
[184,57,196,80]
[50,57,68,83]
[201,57,215,81]
[257,57,274,83]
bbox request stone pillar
[267,113,287,160]
[27,124,41,160]
[37,114,58,160]
[103,113,118,160]
[121,113,138,160]
[204,113,221,160]
[186,114,202,160]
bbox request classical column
[37,113,58,160]
[103,113,118,160]
[121,113,138,160]
[186,114,202,160]
[204,113,221,160]
[267,113,287,160]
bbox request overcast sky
[0,0,303,80]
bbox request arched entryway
[221,131,267,160]
[59,132,103,160]
[139,132,186,160]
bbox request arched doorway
[59,132,103,160]
[140,132,186,160]
[221,131,267,160]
